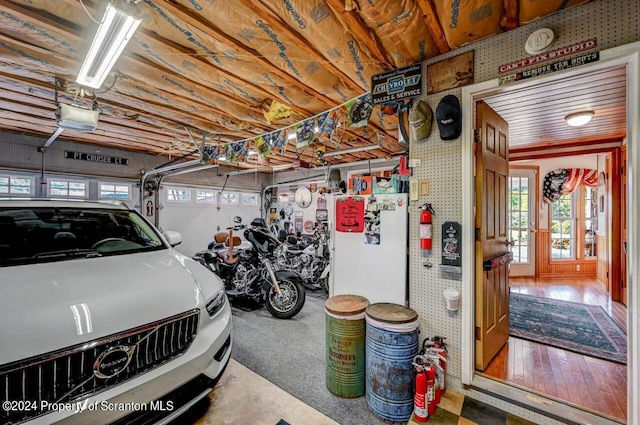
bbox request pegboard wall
[407,0,638,423]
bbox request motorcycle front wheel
[265,277,306,319]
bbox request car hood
[0,249,212,365]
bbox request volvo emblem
[93,345,135,379]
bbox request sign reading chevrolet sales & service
[371,63,422,105]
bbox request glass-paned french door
[508,168,537,276]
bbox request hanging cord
[95,73,119,94]
[78,0,100,24]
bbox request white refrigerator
[329,193,409,305]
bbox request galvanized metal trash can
[325,294,370,398]
[365,303,419,423]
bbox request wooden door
[621,145,627,305]
[475,101,511,371]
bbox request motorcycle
[275,222,330,293]
[193,217,306,319]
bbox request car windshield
[0,206,166,267]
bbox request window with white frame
[196,190,216,203]
[551,193,575,259]
[49,179,87,198]
[166,188,190,202]
[99,182,131,200]
[550,185,597,260]
[0,175,33,196]
[242,193,259,205]
[219,192,238,205]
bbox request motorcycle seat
[214,232,229,243]
[225,236,242,247]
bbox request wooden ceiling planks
[485,66,627,149]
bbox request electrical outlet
[576,265,581,271]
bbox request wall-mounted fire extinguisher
[420,204,435,255]
[413,357,428,423]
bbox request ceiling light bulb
[565,111,594,127]
[76,3,141,89]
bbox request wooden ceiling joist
[415,0,451,53]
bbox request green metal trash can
[325,294,370,398]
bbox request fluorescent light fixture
[218,155,227,162]
[323,144,379,158]
[248,149,259,155]
[76,3,141,89]
[287,132,297,141]
[271,163,295,171]
[565,111,594,127]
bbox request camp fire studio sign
[371,63,422,105]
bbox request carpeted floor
[509,293,627,364]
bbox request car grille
[1,310,199,425]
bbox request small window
[551,193,575,259]
[166,188,190,202]
[219,193,238,205]
[196,190,216,204]
[99,183,131,200]
[0,175,33,196]
[49,179,87,198]
[242,193,259,205]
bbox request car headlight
[205,289,226,317]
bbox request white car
[0,199,232,424]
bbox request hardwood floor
[482,277,628,422]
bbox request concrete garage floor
[195,359,339,425]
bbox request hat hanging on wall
[408,100,433,141]
[436,95,462,141]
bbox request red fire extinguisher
[433,336,448,396]
[413,357,428,422]
[425,362,436,416]
[420,204,435,254]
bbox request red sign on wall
[335,196,365,233]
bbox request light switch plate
[410,179,419,201]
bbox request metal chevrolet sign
[371,63,422,105]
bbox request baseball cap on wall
[436,95,462,141]
[408,100,433,141]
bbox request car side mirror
[164,230,183,247]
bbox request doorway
[460,44,639,425]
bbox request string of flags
[200,92,376,165]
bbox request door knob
[503,240,516,246]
